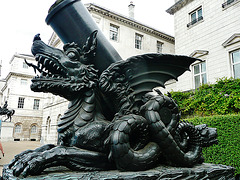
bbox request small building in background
[0,54,44,141]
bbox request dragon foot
[8,144,112,177]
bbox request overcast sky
[0,0,174,77]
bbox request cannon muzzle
[46,0,122,73]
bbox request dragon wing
[99,53,198,111]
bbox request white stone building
[165,0,240,92]
[41,2,175,144]
[49,3,175,57]
[0,54,44,141]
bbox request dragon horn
[81,30,98,64]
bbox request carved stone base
[2,163,235,180]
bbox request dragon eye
[67,52,77,60]
[66,49,80,61]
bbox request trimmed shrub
[187,114,240,175]
[170,78,240,117]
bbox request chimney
[128,1,135,19]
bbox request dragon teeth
[33,55,67,78]
[35,55,39,61]
[44,59,49,67]
[39,56,44,63]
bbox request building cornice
[48,33,62,47]
[48,32,57,46]
[87,3,174,43]
[8,92,43,99]
[1,72,35,92]
[9,53,34,64]
[6,72,35,80]
[166,0,194,15]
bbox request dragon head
[27,31,98,100]
[195,124,218,147]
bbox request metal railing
[187,16,203,28]
[222,0,235,8]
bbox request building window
[21,79,27,85]
[33,99,40,110]
[31,125,37,134]
[47,117,51,134]
[157,41,163,53]
[110,24,119,41]
[15,124,21,133]
[135,33,143,49]
[231,49,240,79]
[193,62,207,89]
[18,97,25,109]
[187,7,203,27]
[23,60,28,69]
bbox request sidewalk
[0,141,41,176]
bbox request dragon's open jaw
[26,52,76,99]
[27,52,97,100]
[28,33,99,100]
[27,54,68,79]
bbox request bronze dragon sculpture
[7,31,218,177]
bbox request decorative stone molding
[166,0,194,15]
[222,33,240,48]
[86,3,175,43]
[1,72,35,92]
[9,53,34,64]
[189,50,209,58]
[48,33,61,47]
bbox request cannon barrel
[46,0,122,73]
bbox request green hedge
[170,78,240,117]
[187,114,240,175]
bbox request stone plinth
[2,163,235,180]
[0,122,14,142]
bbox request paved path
[0,141,41,176]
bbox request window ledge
[187,19,204,29]
[222,0,240,10]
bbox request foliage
[187,114,240,175]
[170,78,240,117]
[170,78,240,175]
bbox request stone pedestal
[2,163,235,180]
[0,122,14,142]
